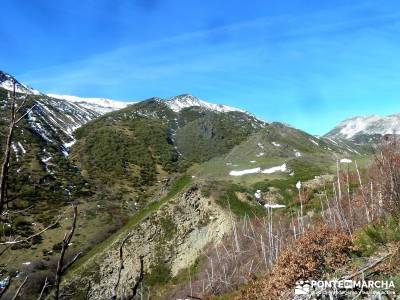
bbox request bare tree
[37,277,49,300]
[0,80,34,214]
[53,204,81,300]
[11,276,28,300]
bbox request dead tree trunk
[0,80,34,214]
[0,81,16,214]
[54,204,80,300]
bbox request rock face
[64,184,232,299]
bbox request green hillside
[71,98,265,194]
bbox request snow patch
[296,181,301,190]
[17,142,26,154]
[229,167,261,176]
[229,163,288,176]
[294,150,302,157]
[11,143,19,161]
[272,141,281,147]
[261,163,288,174]
[264,203,286,209]
[47,94,133,114]
[166,94,245,113]
[340,158,352,163]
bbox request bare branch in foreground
[342,253,392,280]
[0,216,61,245]
[54,204,78,300]
[0,81,17,215]
[37,277,49,300]
[12,276,28,300]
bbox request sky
[1,0,400,135]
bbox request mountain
[71,96,266,195]
[46,93,134,114]
[325,114,400,146]
[0,70,41,95]
[0,72,100,157]
[189,122,354,182]
[165,94,245,113]
[47,93,245,115]
[1,69,385,299]
[0,70,131,115]
[0,72,102,223]
[0,85,98,249]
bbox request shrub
[238,226,354,299]
[370,137,400,216]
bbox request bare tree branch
[0,244,11,257]
[15,104,36,124]
[12,276,28,300]
[0,80,35,214]
[54,204,78,300]
[342,253,391,280]
[14,96,28,115]
[61,252,82,274]
[0,216,61,245]
[37,277,49,300]
[0,81,17,214]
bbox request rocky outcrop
[63,184,231,299]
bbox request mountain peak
[326,113,400,140]
[0,70,41,95]
[165,94,245,113]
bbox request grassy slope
[188,122,359,184]
[66,175,192,277]
[0,89,107,269]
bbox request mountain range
[0,69,397,299]
[325,114,400,145]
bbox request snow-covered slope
[0,71,41,95]
[47,94,134,114]
[1,70,132,115]
[0,71,101,158]
[165,94,245,113]
[28,96,99,156]
[326,114,400,140]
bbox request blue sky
[1,0,400,134]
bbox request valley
[0,70,398,299]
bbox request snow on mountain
[0,71,132,115]
[27,97,99,156]
[165,94,245,113]
[0,71,102,158]
[46,94,134,114]
[326,114,400,140]
[0,71,41,95]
